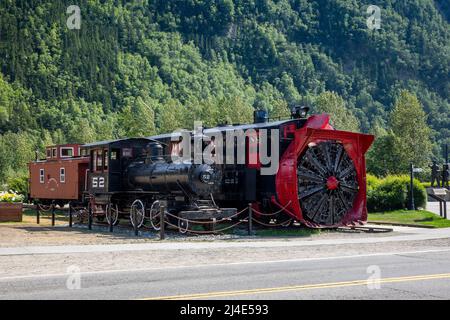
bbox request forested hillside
[0,0,449,183]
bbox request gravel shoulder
[0,221,402,248]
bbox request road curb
[368,221,436,229]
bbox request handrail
[427,192,448,218]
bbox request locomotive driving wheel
[148,200,162,231]
[75,200,92,224]
[106,203,120,226]
[297,141,359,226]
[130,200,145,229]
[75,207,88,224]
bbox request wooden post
[36,202,40,225]
[108,205,113,233]
[160,204,165,240]
[134,209,138,237]
[444,200,448,219]
[69,202,73,228]
[51,202,55,226]
[88,204,92,230]
[248,203,253,236]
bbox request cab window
[91,150,98,172]
[103,149,108,171]
[96,150,103,171]
[110,150,119,160]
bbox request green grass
[253,227,321,237]
[209,222,321,237]
[23,208,61,216]
[368,210,450,228]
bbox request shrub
[6,175,28,199]
[367,175,427,212]
[366,174,381,191]
[421,181,431,188]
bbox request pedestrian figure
[443,163,449,189]
[430,161,441,187]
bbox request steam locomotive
[29,107,374,229]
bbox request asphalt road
[1,249,450,300]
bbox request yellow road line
[141,272,450,300]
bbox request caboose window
[39,169,44,183]
[52,148,57,158]
[46,149,52,158]
[60,147,74,158]
[60,168,65,183]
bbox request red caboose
[28,144,89,207]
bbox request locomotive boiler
[125,142,220,197]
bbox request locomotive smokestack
[145,142,164,163]
[290,105,309,119]
[254,109,269,123]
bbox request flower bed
[0,191,24,222]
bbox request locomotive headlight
[200,171,213,184]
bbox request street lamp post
[409,163,415,211]
[445,144,448,164]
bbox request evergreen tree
[389,90,432,170]
[313,91,360,132]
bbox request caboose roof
[82,137,156,149]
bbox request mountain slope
[0,0,448,179]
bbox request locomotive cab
[82,138,153,198]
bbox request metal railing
[27,201,295,240]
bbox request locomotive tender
[29,108,374,229]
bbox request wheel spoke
[333,145,344,173]
[305,152,328,177]
[297,170,325,184]
[319,142,333,172]
[340,182,358,192]
[308,192,329,221]
[336,189,350,211]
[339,166,355,179]
[328,195,335,225]
[299,185,325,200]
